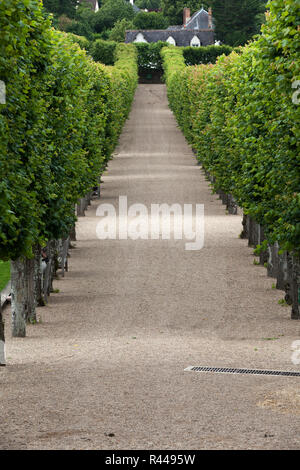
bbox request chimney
[183,7,191,27]
[208,7,213,29]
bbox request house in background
[125,7,215,47]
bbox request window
[166,36,176,46]
[134,33,148,43]
[190,35,201,47]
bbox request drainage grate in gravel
[184,366,300,377]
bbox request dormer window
[190,35,201,47]
[134,33,148,43]
[166,36,176,46]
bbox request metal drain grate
[184,366,300,377]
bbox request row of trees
[43,0,267,46]
[0,0,138,354]
[161,0,300,318]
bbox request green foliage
[0,261,10,291]
[0,0,54,259]
[161,46,186,81]
[211,0,266,46]
[66,32,91,51]
[133,11,168,30]
[161,0,206,25]
[43,0,78,19]
[109,18,134,42]
[135,0,162,10]
[0,1,138,261]
[161,46,187,116]
[94,0,135,34]
[135,41,167,72]
[65,1,97,39]
[105,44,138,155]
[161,0,300,255]
[90,39,117,64]
[183,45,236,65]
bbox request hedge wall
[89,39,117,66]
[65,32,91,52]
[134,41,167,73]
[0,1,138,261]
[161,0,300,255]
[183,45,236,66]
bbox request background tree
[133,11,168,29]
[43,0,78,18]
[65,2,97,39]
[211,0,267,46]
[94,0,135,34]
[109,18,134,42]
[135,0,162,10]
[161,0,205,25]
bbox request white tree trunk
[11,258,27,337]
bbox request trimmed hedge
[161,0,300,255]
[105,43,138,157]
[65,32,91,51]
[183,45,236,66]
[0,1,138,261]
[134,41,167,73]
[89,39,117,65]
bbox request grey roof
[185,8,214,30]
[125,29,214,47]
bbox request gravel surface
[1,85,300,450]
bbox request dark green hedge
[134,41,167,73]
[89,39,117,65]
[183,45,237,66]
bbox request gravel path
[1,85,300,450]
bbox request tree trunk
[77,198,86,216]
[11,258,27,337]
[34,244,45,307]
[240,214,249,239]
[25,257,36,323]
[290,255,300,320]
[0,302,5,366]
[226,194,238,215]
[259,226,268,266]
[70,224,76,242]
[248,218,260,248]
[267,243,279,278]
[276,251,288,291]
